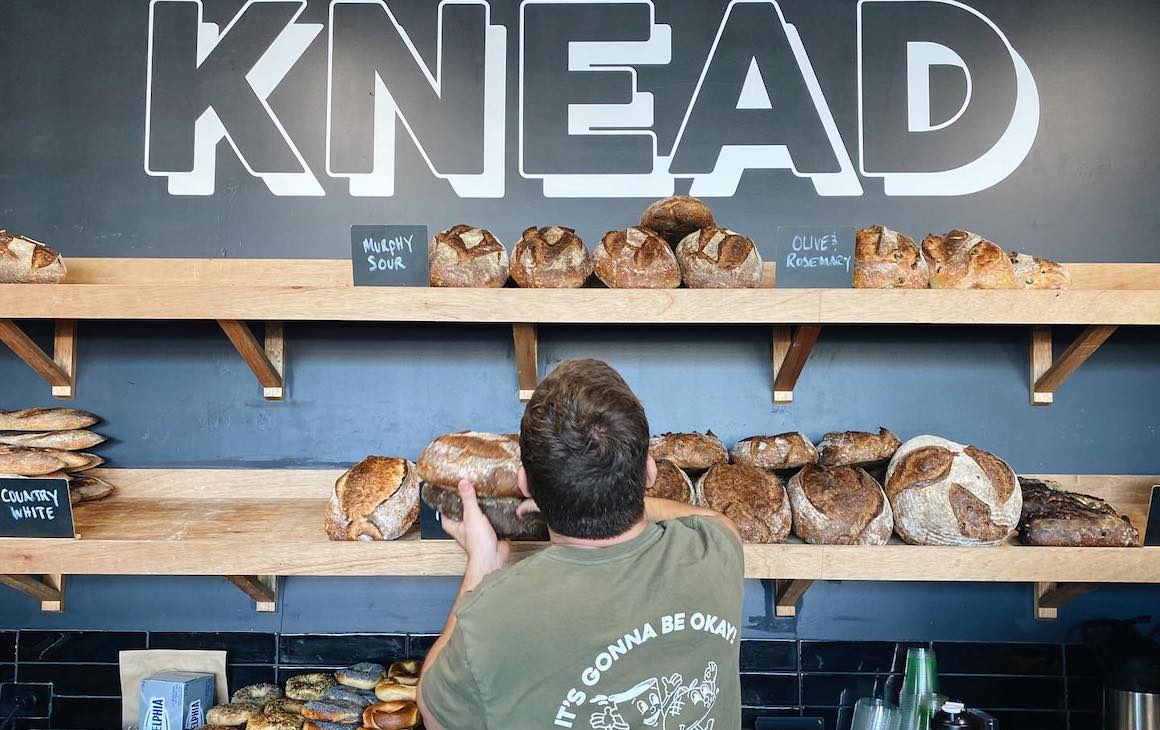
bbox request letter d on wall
[858,0,1039,196]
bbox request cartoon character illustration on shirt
[587,661,719,730]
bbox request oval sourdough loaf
[639,195,716,247]
[0,408,98,432]
[815,427,900,469]
[697,463,791,543]
[787,464,893,545]
[731,432,817,471]
[594,227,682,288]
[1017,477,1139,547]
[510,225,592,288]
[420,481,547,540]
[428,224,509,287]
[921,229,1015,289]
[853,225,929,289]
[646,458,694,503]
[324,456,420,541]
[1008,252,1071,289]
[675,227,763,288]
[886,435,1022,546]
[649,431,728,471]
[416,431,520,495]
[0,230,67,283]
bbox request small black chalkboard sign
[1145,485,1160,546]
[0,478,74,538]
[770,225,856,288]
[350,225,428,286]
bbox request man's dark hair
[520,359,649,539]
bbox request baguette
[68,474,115,504]
[0,429,106,450]
[0,408,98,432]
[0,446,76,476]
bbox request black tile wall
[149,631,276,664]
[740,673,799,706]
[18,631,145,663]
[278,633,407,665]
[934,641,1064,676]
[0,631,16,662]
[741,639,797,672]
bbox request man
[418,359,744,730]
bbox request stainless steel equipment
[1104,687,1160,730]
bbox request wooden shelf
[1,469,1153,584]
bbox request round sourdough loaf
[646,458,694,503]
[815,427,900,469]
[639,196,716,247]
[886,435,1022,546]
[416,431,521,495]
[428,224,509,287]
[0,230,67,283]
[853,225,929,289]
[697,463,791,543]
[731,432,817,471]
[324,457,420,541]
[921,229,1015,289]
[510,226,592,288]
[1008,252,1071,289]
[420,481,547,540]
[787,464,893,545]
[594,227,682,288]
[675,227,762,288]
[649,431,728,472]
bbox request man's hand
[441,480,510,588]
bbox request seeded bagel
[205,702,262,727]
[232,683,283,704]
[246,710,304,730]
[335,662,386,690]
[302,700,363,724]
[286,673,337,701]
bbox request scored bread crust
[0,429,105,450]
[1009,252,1071,290]
[649,431,728,472]
[594,227,682,289]
[416,431,521,496]
[0,408,98,432]
[731,432,817,471]
[697,463,791,543]
[853,225,929,289]
[787,464,892,545]
[815,427,901,468]
[325,457,420,541]
[0,446,86,476]
[639,196,716,247]
[646,459,694,503]
[1017,477,1139,547]
[675,227,762,289]
[0,230,67,283]
[885,435,1022,546]
[420,482,548,540]
[922,230,1015,289]
[68,474,115,504]
[510,226,592,288]
[428,224,509,288]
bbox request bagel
[264,698,306,716]
[321,686,375,706]
[302,723,360,730]
[246,710,304,730]
[285,673,337,701]
[302,701,363,724]
[205,702,262,727]
[334,662,385,690]
[374,680,417,702]
[387,660,421,679]
[232,683,283,704]
[363,700,421,730]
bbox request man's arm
[645,496,743,543]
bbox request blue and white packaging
[139,671,215,730]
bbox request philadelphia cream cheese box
[139,671,214,730]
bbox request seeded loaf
[853,225,929,289]
[787,464,893,545]
[1018,477,1139,547]
[1009,252,1071,289]
[649,431,728,472]
[697,463,791,543]
[922,229,1015,289]
[324,457,420,541]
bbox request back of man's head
[520,359,649,539]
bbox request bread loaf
[697,463,791,543]
[886,435,1022,546]
[1018,477,1139,547]
[639,195,716,247]
[428,225,508,287]
[420,481,547,540]
[853,225,929,289]
[594,227,681,288]
[0,446,82,476]
[816,428,900,470]
[0,230,66,283]
[731,432,817,471]
[0,429,105,450]
[324,457,420,541]
[416,431,520,495]
[675,227,762,288]
[510,226,592,288]
[363,700,421,730]
[787,464,893,545]
[68,474,115,504]
[1009,252,1071,289]
[646,458,694,503]
[922,230,1015,289]
[649,431,728,472]
[0,408,98,432]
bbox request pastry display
[335,662,386,690]
[787,464,893,545]
[233,683,284,704]
[922,229,1015,289]
[639,195,716,247]
[815,427,901,471]
[324,456,420,541]
[510,226,592,288]
[1018,477,1139,546]
[206,702,262,726]
[593,227,682,288]
[853,225,929,289]
[1009,252,1071,289]
[697,463,791,543]
[646,458,694,503]
[730,432,817,472]
[886,435,1022,546]
[363,700,421,730]
[649,431,728,472]
[675,227,762,288]
[428,224,509,288]
[285,673,337,701]
[0,408,98,431]
[0,230,67,283]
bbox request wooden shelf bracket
[0,319,77,399]
[0,574,66,612]
[513,323,538,402]
[1029,325,1117,405]
[226,575,278,612]
[774,579,814,617]
[218,320,284,400]
[1034,581,1101,620]
[772,325,822,404]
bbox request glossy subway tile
[982,709,1069,730]
[149,631,277,664]
[278,633,406,666]
[740,673,799,707]
[17,631,145,663]
[407,634,439,661]
[48,696,121,730]
[741,640,797,672]
[17,663,121,697]
[741,706,802,729]
[0,631,15,663]
[1066,676,1102,712]
[800,673,901,707]
[228,664,278,689]
[939,675,1065,710]
[933,641,1063,676]
[276,666,343,684]
[799,641,926,674]
[1064,644,1100,677]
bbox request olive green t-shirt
[421,516,743,730]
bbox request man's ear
[517,465,531,499]
[645,455,657,490]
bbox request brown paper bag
[119,650,228,729]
